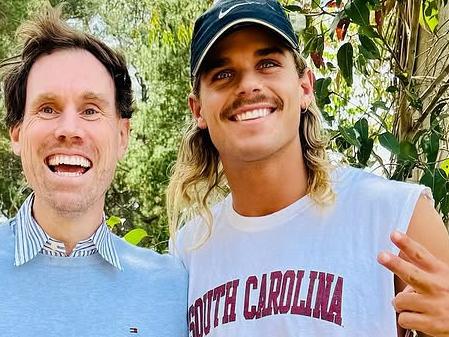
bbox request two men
[168,0,449,336]
[0,7,186,336]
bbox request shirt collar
[13,193,122,271]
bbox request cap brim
[192,18,298,77]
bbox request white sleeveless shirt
[173,167,430,337]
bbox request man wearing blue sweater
[0,5,187,337]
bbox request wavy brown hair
[167,48,334,242]
[1,4,133,129]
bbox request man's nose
[235,71,263,97]
[53,108,85,142]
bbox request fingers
[397,311,431,332]
[390,231,440,272]
[377,251,432,293]
[397,311,449,337]
[393,290,426,313]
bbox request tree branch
[419,60,449,102]
[412,79,449,133]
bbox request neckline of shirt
[223,165,353,232]
[13,193,123,271]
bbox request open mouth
[230,108,275,122]
[46,154,92,177]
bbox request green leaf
[302,26,319,56]
[337,43,354,86]
[359,35,380,59]
[358,25,380,38]
[399,141,418,161]
[419,0,439,33]
[386,85,398,93]
[354,118,369,141]
[336,136,351,151]
[284,5,303,12]
[420,169,448,204]
[379,132,400,155]
[355,54,368,75]
[440,158,449,176]
[345,0,370,26]
[315,77,332,108]
[106,215,122,229]
[357,138,374,166]
[123,228,148,246]
[441,195,449,218]
[422,132,441,165]
[371,100,388,110]
[339,126,361,148]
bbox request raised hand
[378,231,449,337]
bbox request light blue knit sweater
[0,220,187,337]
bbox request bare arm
[378,195,449,337]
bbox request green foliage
[123,228,148,246]
[0,0,448,252]
[337,42,353,86]
[285,0,449,221]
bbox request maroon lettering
[256,273,267,319]
[243,276,258,320]
[290,270,305,315]
[203,290,213,335]
[312,272,334,322]
[189,269,344,333]
[278,270,295,314]
[194,298,204,337]
[188,304,195,337]
[222,280,240,324]
[212,284,225,328]
[292,270,317,317]
[262,271,282,317]
[328,276,343,325]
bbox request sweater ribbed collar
[12,193,123,271]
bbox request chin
[44,190,102,215]
[52,198,91,215]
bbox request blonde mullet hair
[167,49,334,243]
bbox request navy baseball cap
[190,0,299,79]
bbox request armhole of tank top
[390,186,432,255]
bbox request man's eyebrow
[81,91,111,106]
[202,57,230,75]
[29,93,59,107]
[255,47,286,57]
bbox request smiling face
[190,26,314,166]
[10,48,129,215]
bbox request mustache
[220,94,284,119]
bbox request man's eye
[259,60,277,69]
[42,106,55,114]
[215,70,233,80]
[82,107,101,120]
[84,108,98,116]
[37,106,58,119]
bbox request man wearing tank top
[167,0,449,336]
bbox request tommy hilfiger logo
[129,327,138,334]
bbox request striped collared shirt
[12,193,122,271]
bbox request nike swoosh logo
[218,2,257,19]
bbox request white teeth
[48,155,91,168]
[54,171,83,177]
[235,108,272,121]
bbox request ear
[9,125,21,156]
[188,93,207,129]
[299,68,315,111]
[117,118,130,160]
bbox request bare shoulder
[406,195,449,265]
